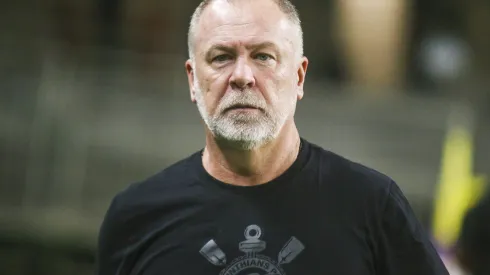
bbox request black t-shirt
[96,138,449,275]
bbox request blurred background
[1,0,489,274]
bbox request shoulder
[102,151,202,225]
[97,151,202,253]
[96,152,203,274]
[307,139,394,199]
[116,151,201,207]
[310,144,423,237]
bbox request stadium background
[0,0,489,274]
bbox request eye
[254,53,274,62]
[212,54,232,63]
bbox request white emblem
[200,225,305,275]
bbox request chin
[213,128,278,150]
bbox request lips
[225,104,260,111]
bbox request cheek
[198,70,229,112]
[260,69,296,104]
[207,73,229,95]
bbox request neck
[202,121,301,186]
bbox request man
[456,192,490,275]
[96,0,450,274]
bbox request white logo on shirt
[200,225,305,275]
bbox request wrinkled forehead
[195,0,295,52]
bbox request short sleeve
[376,181,449,275]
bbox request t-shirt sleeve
[96,193,131,275]
[375,181,449,275]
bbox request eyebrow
[205,45,236,60]
[204,41,280,60]
[245,42,280,52]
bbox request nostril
[230,77,255,89]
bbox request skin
[185,0,308,186]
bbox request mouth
[225,104,261,112]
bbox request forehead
[195,0,295,50]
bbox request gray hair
[187,0,303,61]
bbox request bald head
[187,0,303,61]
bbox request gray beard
[193,78,292,150]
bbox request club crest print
[200,225,305,275]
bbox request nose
[230,57,255,90]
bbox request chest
[127,197,377,275]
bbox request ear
[296,56,308,100]
[185,59,197,103]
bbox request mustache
[218,91,266,111]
